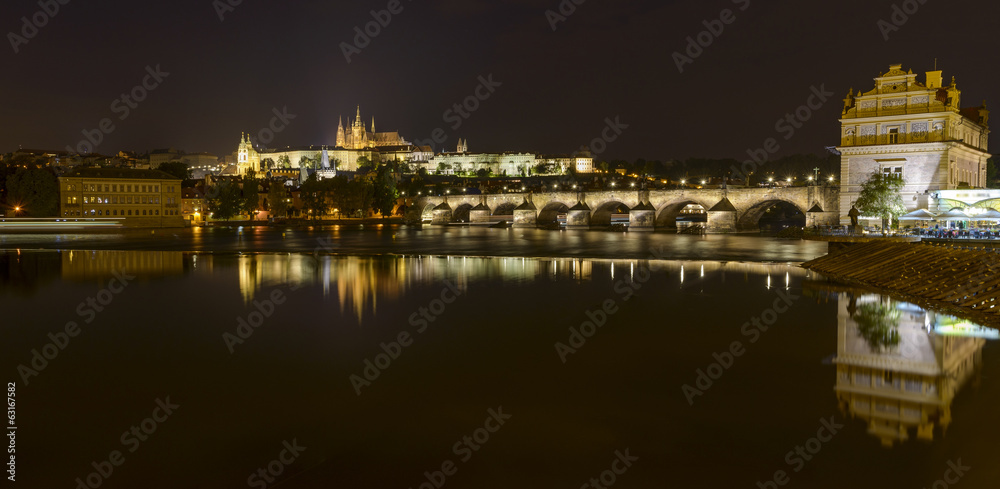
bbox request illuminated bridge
[413,186,840,233]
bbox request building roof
[62,167,181,180]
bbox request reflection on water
[2,249,813,321]
[833,293,991,447]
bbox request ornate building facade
[336,106,409,150]
[837,64,991,224]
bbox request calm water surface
[1,230,997,488]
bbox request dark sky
[2,0,998,161]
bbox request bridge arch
[655,199,714,228]
[591,201,631,227]
[453,203,473,223]
[493,202,517,216]
[420,203,438,221]
[737,198,807,231]
[538,201,571,225]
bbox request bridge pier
[431,202,453,225]
[805,204,839,228]
[513,199,537,228]
[470,202,491,223]
[566,201,591,229]
[629,202,655,232]
[706,198,737,233]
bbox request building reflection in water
[61,250,184,281]
[833,293,995,447]
[226,254,811,321]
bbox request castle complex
[225,106,593,178]
[838,64,991,224]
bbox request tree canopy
[5,167,59,217]
[855,170,906,230]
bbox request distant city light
[828,176,835,182]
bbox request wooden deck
[802,242,1000,327]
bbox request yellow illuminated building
[838,63,991,224]
[58,167,185,228]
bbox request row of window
[68,183,174,193]
[74,196,164,205]
[62,209,181,217]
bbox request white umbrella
[898,209,937,221]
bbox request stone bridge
[412,186,840,233]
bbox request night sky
[2,0,998,161]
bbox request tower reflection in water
[833,293,996,447]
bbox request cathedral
[336,106,409,150]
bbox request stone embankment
[802,242,1000,327]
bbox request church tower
[336,117,346,148]
[236,133,260,175]
[350,106,367,150]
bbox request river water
[1,227,997,488]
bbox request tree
[300,173,330,219]
[158,162,189,181]
[277,155,291,168]
[241,170,261,219]
[356,156,375,173]
[267,182,289,218]
[988,157,998,187]
[372,164,398,218]
[208,180,242,221]
[855,170,906,233]
[5,167,59,217]
[476,168,490,178]
[853,302,901,352]
[262,158,276,170]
